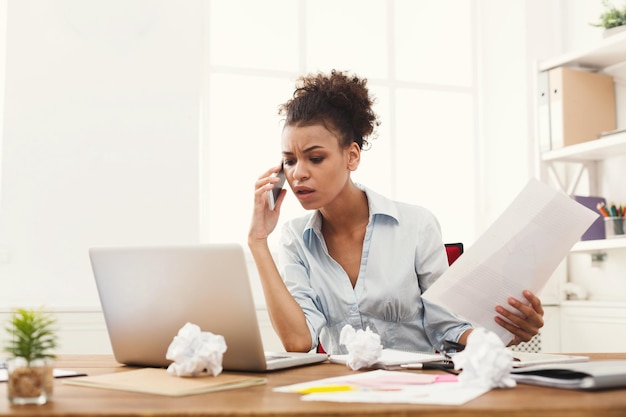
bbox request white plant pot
[603,25,626,38]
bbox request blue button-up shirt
[278,185,471,354]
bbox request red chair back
[444,242,464,265]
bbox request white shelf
[539,30,626,71]
[561,300,626,308]
[571,237,626,252]
[541,130,626,162]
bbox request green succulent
[4,308,58,364]
[591,0,626,29]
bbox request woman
[248,70,544,354]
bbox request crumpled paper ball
[452,327,516,388]
[339,324,383,370]
[165,322,227,377]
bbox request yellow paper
[295,384,355,394]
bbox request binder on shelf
[572,195,606,241]
[548,67,616,149]
[537,71,552,152]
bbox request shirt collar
[302,184,399,244]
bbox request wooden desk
[1,354,626,416]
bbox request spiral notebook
[511,360,626,390]
[329,349,446,370]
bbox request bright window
[203,0,476,247]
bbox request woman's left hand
[494,290,544,346]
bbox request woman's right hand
[248,165,286,243]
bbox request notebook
[329,349,447,370]
[511,360,626,390]
[89,244,328,372]
[65,368,267,396]
[329,349,589,371]
[509,351,589,368]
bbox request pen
[400,362,455,370]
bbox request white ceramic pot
[603,24,626,38]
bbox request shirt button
[350,305,358,313]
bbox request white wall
[0,0,6,262]
[0,1,203,308]
[476,0,531,232]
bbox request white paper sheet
[422,179,598,344]
[275,369,489,405]
[300,383,489,405]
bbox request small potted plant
[4,308,58,405]
[591,0,626,37]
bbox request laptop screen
[90,244,270,370]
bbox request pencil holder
[604,217,625,238]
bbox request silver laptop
[89,243,328,372]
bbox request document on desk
[275,369,489,405]
[422,179,598,344]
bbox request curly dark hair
[278,70,380,150]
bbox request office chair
[444,242,464,266]
[315,242,464,354]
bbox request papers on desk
[422,179,598,344]
[0,368,86,382]
[330,349,589,369]
[275,369,489,405]
[64,368,266,396]
[329,349,447,370]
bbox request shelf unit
[571,237,626,252]
[537,32,626,196]
[539,30,626,72]
[541,130,626,253]
[541,130,626,162]
[537,31,626,353]
[539,35,626,250]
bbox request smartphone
[267,166,286,211]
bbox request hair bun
[279,70,380,149]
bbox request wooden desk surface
[1,353,626,417]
